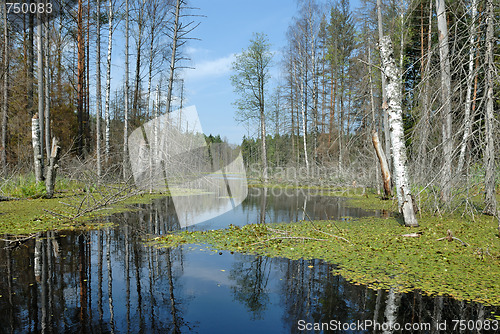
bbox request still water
[0,188,498,333]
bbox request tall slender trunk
[123,0,129,180]
[417,0,432,169]
[457,0,477,174]
[380,36,418,227]
[37,0,44,173]
[435,0,453,204]
[368,47,381,195]
[166,0,182,114]
[377,0,391,171]
[44,10,50,159]
[104,0,113,162]
[28,3,34,117]
[483,0,498,218]
[1,1,8,175]
[133,0,146,124]
[77,0,85,157]
[96,0,102,179]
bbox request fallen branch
[401,232,423,238]
[436,229,469,247]
[303,209,351,244]
[250,236,327,246]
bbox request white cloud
[184,53,237,81]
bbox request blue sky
[180,0,300,145]
[110,0,360,145]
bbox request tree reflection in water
[1,191,499,333]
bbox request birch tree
[37,0,44,175]
[231,33,273,182]
[104,0,114,162]
[96,0,102,179]
[379,36,418,227]
[124,0,129,179]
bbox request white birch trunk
[37,1,44,172]
[123,0,129,180]
[380,36,418,227]
[96,0,102,179]
[44,11,50,160]
[483,0,498,217]
[32,114,43,182]
[300,73,309,171]
[104,0,113,163]
[435,0,453,203]
[457,0,477,174]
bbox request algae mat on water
[154,214,500,307]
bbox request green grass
[0,178,171,235]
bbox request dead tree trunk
[379,36,418,227]
[376,0,391,172]
[36,1,44,173]
[32,113,43,182]
[435,0,453,204]
[1,0,8,176]
[483,0,498,218]
[372,131,392,199]
[457,0,478,174]
[45,138,61,198]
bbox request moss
[153,213,500,306]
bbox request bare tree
[376,0,391,171]
[482,0,498,218]
[435,0,453,204]
[1,0,8,175]
[457,0,478,174]
[165,0,199,114]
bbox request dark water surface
[1,188,498,333]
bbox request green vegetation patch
[154,213,500,306]
[0,191,170,235]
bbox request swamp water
[0,188,498,333]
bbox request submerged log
[372,130,392,199]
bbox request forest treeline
[0,0,499,214]
[234,0,499,216]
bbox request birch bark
[123,0,129,179]
[379,36,418,227]
[104,0,113,162]
[96,0,102,178]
